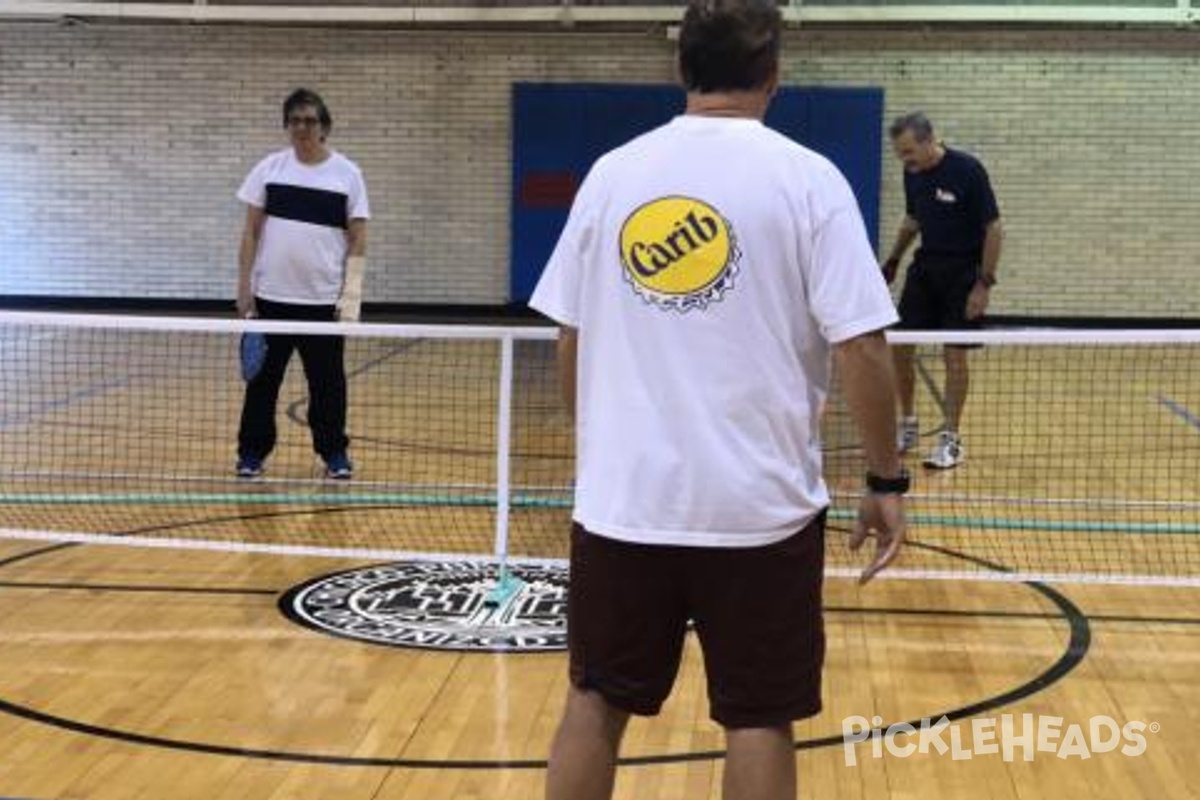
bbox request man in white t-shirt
[530,2,908,798]
[234,88,369,480]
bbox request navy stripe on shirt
[265,183,349,230]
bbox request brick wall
[0,22,1196,316]
[793,28,1200,319]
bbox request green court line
[825,508,1200,535]
[1,493,1198,535]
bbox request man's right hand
[237,287,256,319]
[849,492,907,584]
[881,257,900,285]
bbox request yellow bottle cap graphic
[620,196,740,312]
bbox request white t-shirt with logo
[237,148,370,305]
[530,115,898,548]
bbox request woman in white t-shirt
[234,88,370,480]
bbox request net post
[485,332,522,606]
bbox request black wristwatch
[866,469,911,495]
[978,273,998,288]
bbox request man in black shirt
[881,112,1003,469]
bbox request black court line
[828,605,1200,627]
[0,570,1192,627]
[283,337,572,460]
[285,340,424,431]
[0,586,1086,769]
[346,433,572,462]
[1,575,1194,628]
[915,354,949,423]
[0,543,78,570]
[0,581,275,596]
[1,568,1192,628]
[1158,394,1200,434]
[1080,613,1200,626]
[0,377,129,432]
[0,512,1093,770]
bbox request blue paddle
[240,331,267,382]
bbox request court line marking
[1,492,1196,535]
[0,580,275,596]
[285,338,423,426]
[0,471,508,491]
[1158,394,1200,433]
[0,527,1197,587]
[0,530,1092,769]
[4,572,1198,626]
[0,378,128,430]
[4,476,1197,510]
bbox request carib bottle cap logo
[619,196,741,312]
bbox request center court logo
[281,562,568,652]
[841,714,1156,765]
[619,196,741,312]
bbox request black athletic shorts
[896,253,983,334]
[567,513,826,729]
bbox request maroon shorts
[567,513,826,729]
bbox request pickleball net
[1,312,1197,586]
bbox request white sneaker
[897,418,920,454]
[924,431,964,470]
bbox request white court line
[0,527,564,568]
[3,528,1199,587]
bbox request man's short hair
[678,0,782,94]
[889,112,934,142]
[282,88,333,132]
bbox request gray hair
[889,111,934,142]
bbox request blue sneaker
[324,452,354,480]
[236,455,264,478]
